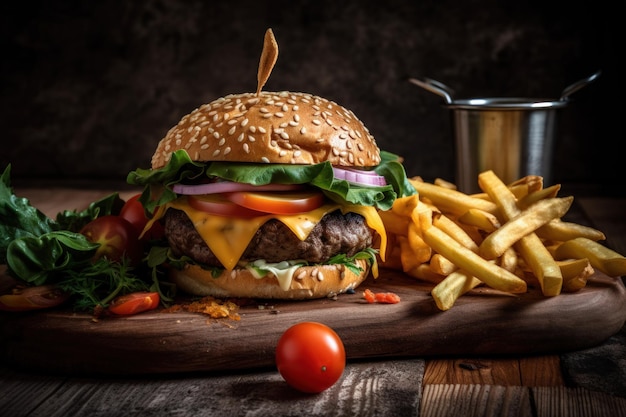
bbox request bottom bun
[169,259,371,299]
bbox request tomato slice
[188,194,267,217]
[108,291,160,315]
[225,191,325,214]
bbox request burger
[127,31,416,300]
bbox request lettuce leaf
[127,149,416,212]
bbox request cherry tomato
[120,194,164,240]
[188,194,266,217]
[226,191,325,214]
[108,291,160,315]
[275,322,346,393]
[80,215,143,265]
[0,285,70,312]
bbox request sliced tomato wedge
[225,191,325,214]
[188,194,267,217]
[108,291,160,316]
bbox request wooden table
[2,186,626,417]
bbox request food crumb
[162,296,241,320]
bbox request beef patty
[163,208,374,267]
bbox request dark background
[1,0,622,195]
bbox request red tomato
[108,291,160,315]
[275,322,346,393]
[80,215,143,265]
[226,191,325,214]
[188,194,267,217]
[120,194,164,240]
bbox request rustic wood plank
[420,384,532,417]
[532,386,626,417]
[519,355,564,386]
[0,359,424,417]
[424,358,522,386]
[421,385,626,417]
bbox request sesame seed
[357,143,364,151]
[263,113,273,119]
[312,120,321,126]
[280,131,289,140]
[248,135,256,142]
[249,126,256,133]
[212,149,220,156]
[200,144,209,150]
[228,126,236,135]
[212,132,220,139]
[200,136,208,144]
[293,150,301,158]
[270,140,277,147]
[218,138,226,146]
[300,127,307,134]
[227,119,238,125]
[237,133,244,142]
[296,270,306,280]
[317,272,324,281]
[311,268,319,278]
[358,157,365,165]
[274,112,284,118]
[241,118,249,127]
[279,150,287,157]
[258,127,267,133]
[223,147,231,155]
[243,143,250,153]
[261,157,270,163]
[260,108,269,113]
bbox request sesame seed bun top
[151,91,382,169]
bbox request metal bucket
[447,98,567,194]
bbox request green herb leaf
[0,165,56,263]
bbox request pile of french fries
[379,170,626,311]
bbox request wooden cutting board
[1,269,625,376]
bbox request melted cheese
[147,196,387,272]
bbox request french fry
[405,263,445,284]
[499,247,518,273]
[429,253,458,275]
[431,270,482,311]
[434,177,457,190]
[407,222,432,264]
[410,179,498,216]
[422,223,527,293]
[556,258,594,292]
[457,208,501,233]
[432,213,479,253]
[479,197,573,260]
[478,170,563,296]
[507,175,544,194]
[517,184,561,209]
[537,220,606,242]
[555,237,626,277]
